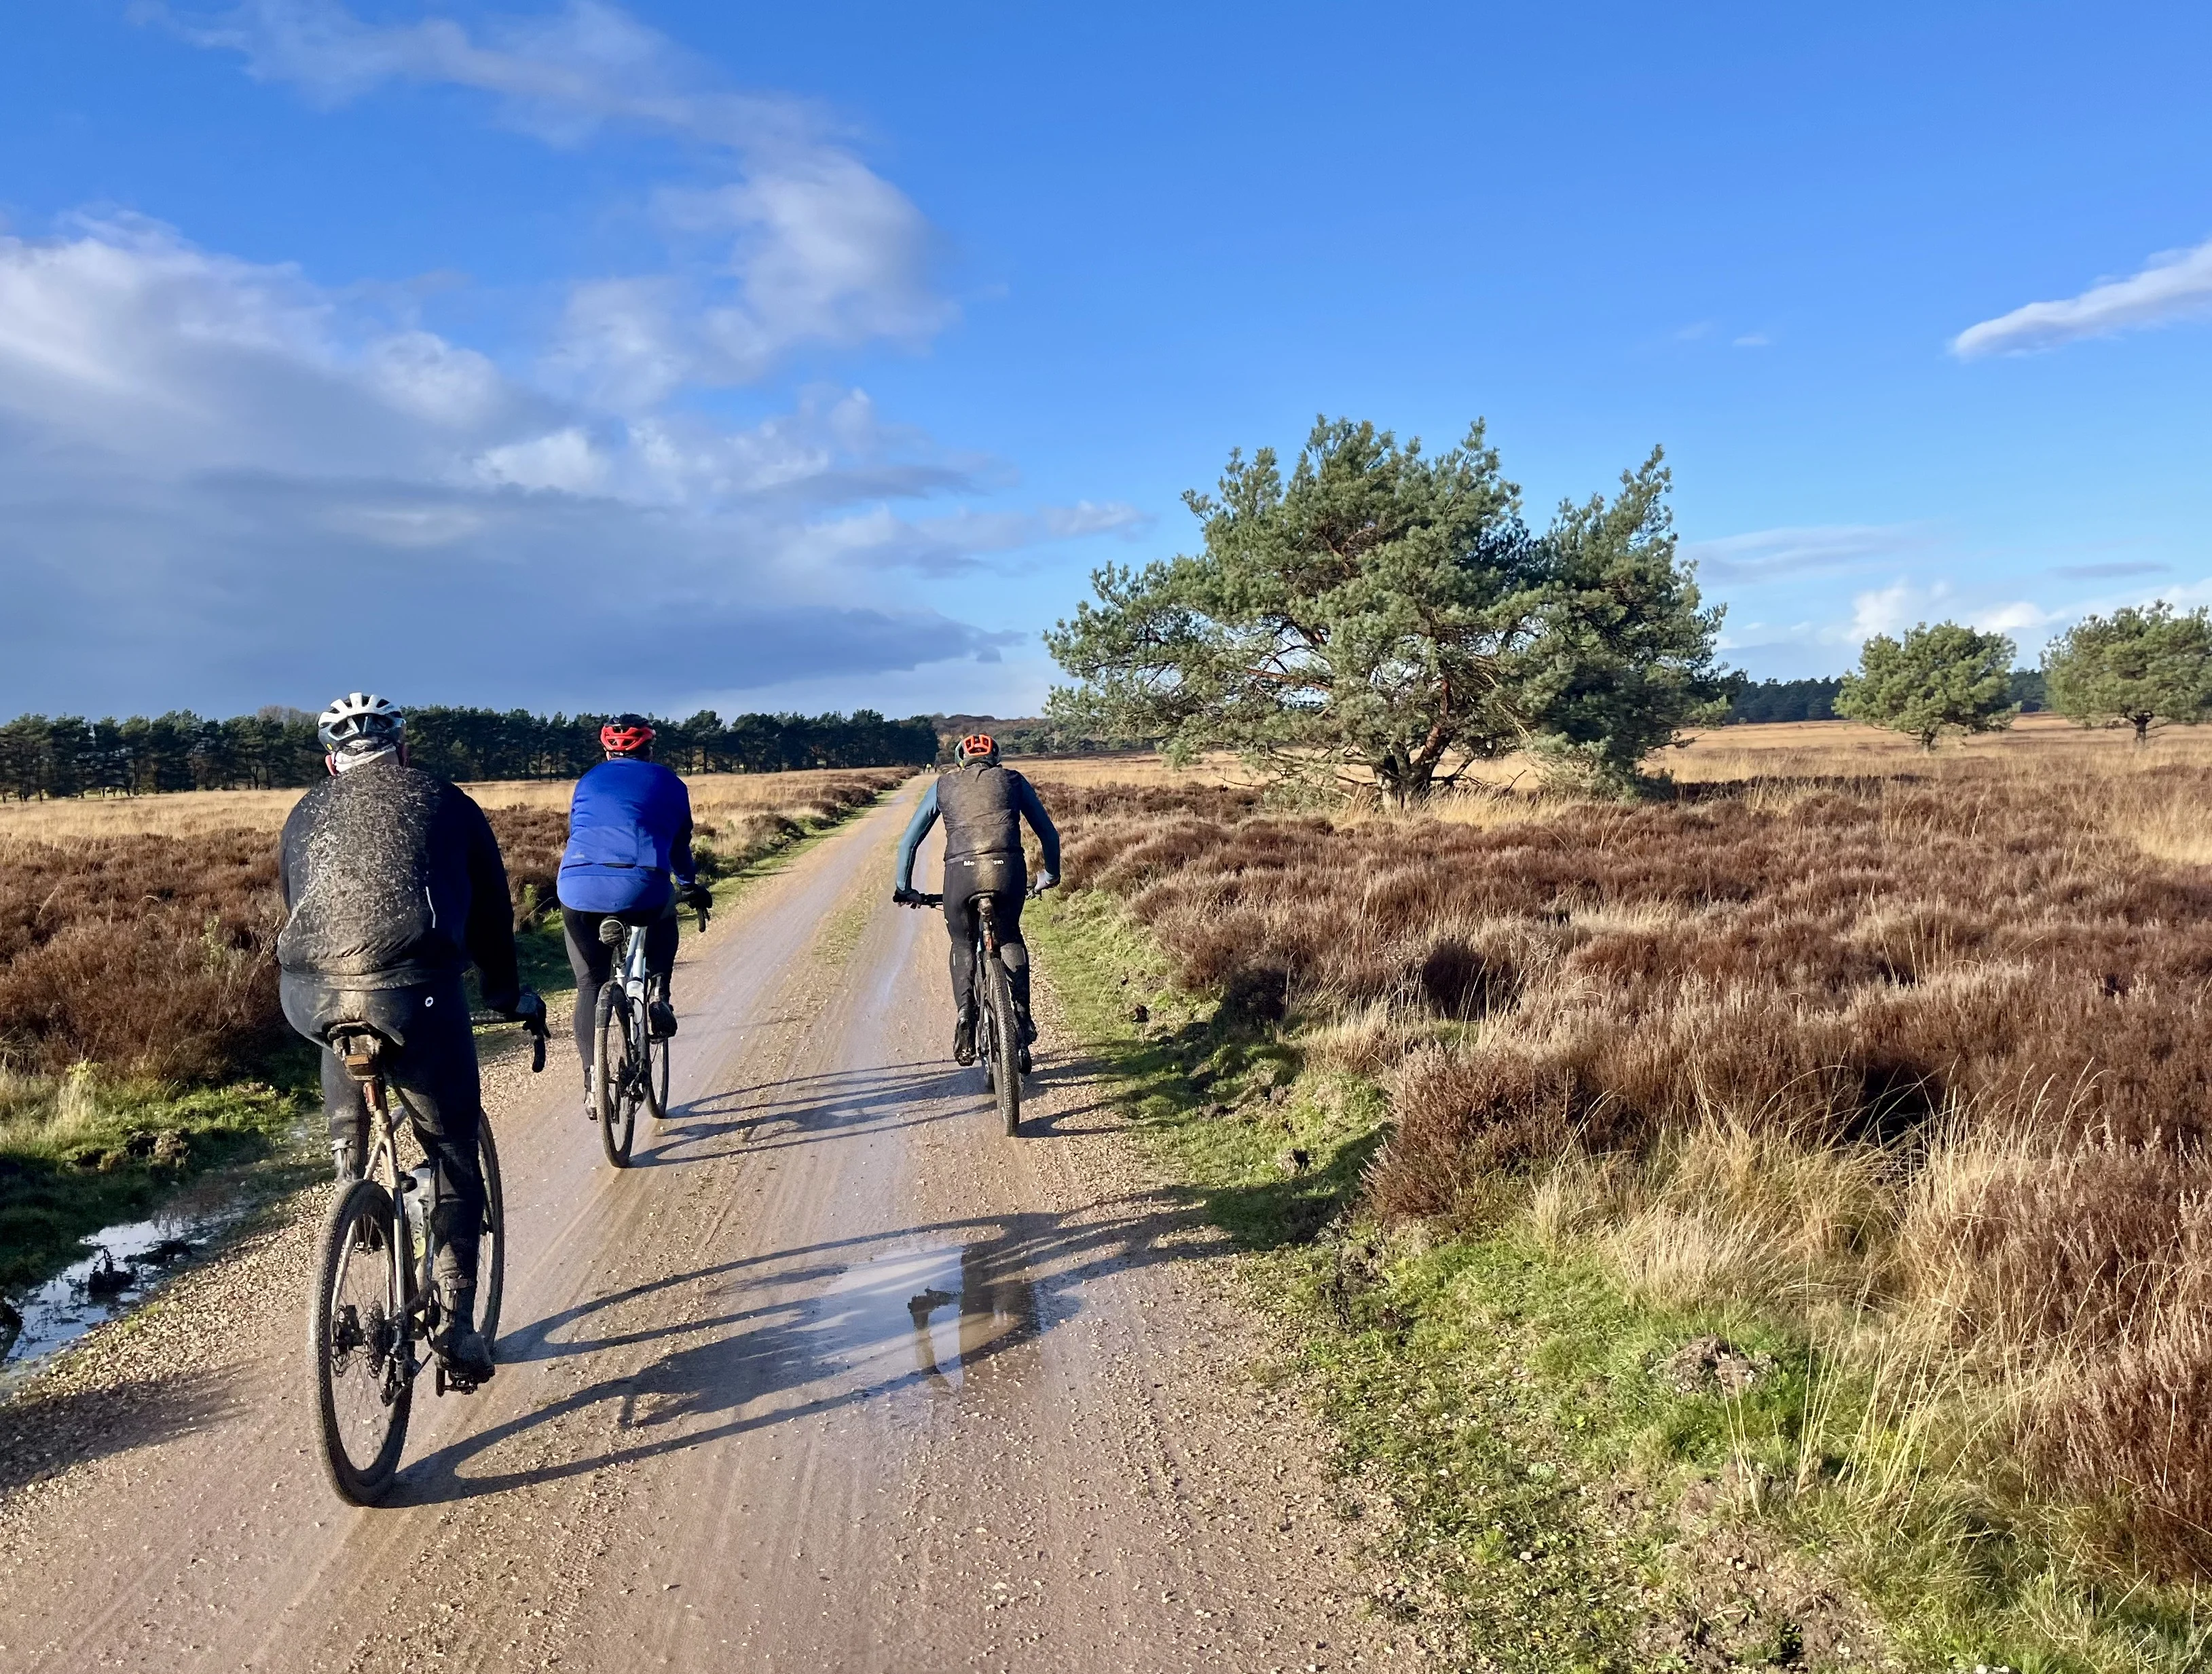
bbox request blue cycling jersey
[557,758,697,915]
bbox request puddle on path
[818,1242,1039,1396]
[1,1193,251,1397]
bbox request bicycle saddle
[322,1023,396,1079]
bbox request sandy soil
[0,782,1420,1673]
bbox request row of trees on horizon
[1833,603,2212,750]
[1727,670,2048,724]
[0,707,942,800]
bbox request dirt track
[0,783,1412,1672]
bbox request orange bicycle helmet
[956,732,998,764]
[600,714,657,755]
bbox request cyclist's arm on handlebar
[891,781,940,897]
[1012,773,1061,880]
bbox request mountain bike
[902,883,1037,1137]
[591,899,709,1167]
[307,1008,545,1506]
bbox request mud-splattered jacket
[893,763,1061,895]
[276,759,521,1007]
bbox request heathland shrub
[1041,760,2212,1578]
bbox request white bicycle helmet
[318,692,405,759]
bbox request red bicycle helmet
[957,732,998,763]
[600,714,656,755]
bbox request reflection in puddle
[1,1202,248,1396]
[819,1243,1037,1396]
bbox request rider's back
[558,756,694,914]
[277,758,505,988]
[937,761,1026,863]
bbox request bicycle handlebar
[470,1007,550,1073]
[898,880,1055,909]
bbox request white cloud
[1972,599,2064,638]
[473,426,607,493]
[1684,523,1924,584]
[151,1,953,403]
[1828,580,2057,651]
[1951,235,2212,358]
[0,217,1111,711]
[1843,580,1938,642]
[1732,332,1771,349]
[0,214,547,476]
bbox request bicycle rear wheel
[475,1115,505,1347]
[309,1178,413,1504]
[987,955,1022,1138]
[595,984,638,1167]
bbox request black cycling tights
[562,906,679,1077]
[283,975,486,1286]
[945,889,1030,1023]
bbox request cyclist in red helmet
[556,714,712,1116]
[892,732,1061,1066]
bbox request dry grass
[0,765,910,841]
[0,766,910,1081]
[1032,728,2212,1585]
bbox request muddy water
[0,1190,250,1394]
[819,1241,1039,1396]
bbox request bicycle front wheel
[645,978,671,1123]
[475,1115,506,1347]
[595,984,638,1167]
[309,1178,413,1504]
[987,955,1022,1138]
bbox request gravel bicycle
[591,899,709,1167]
[307,1008,545,1505]
[902,883,1038,1137]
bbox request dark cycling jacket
[557,758,697,915]
[893,764,1061,894]
[276,759,521,1008]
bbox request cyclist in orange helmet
[892,732,1061,1066]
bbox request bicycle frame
[328,1030,432,1388]
[970,895,1003,1065]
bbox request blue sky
[2,1,2208,718]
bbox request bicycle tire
[645,978,670,1122]
[475,1115,505,1348]
[595,984,637,1167]
[988,954,1022,1138]
[310,1178,413,1505]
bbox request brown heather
[1033,743,2212,1579]
[0,766,906,1085]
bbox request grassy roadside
[0,1058,319,1297]
[1029,889,2211,1674]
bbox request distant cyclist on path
[892,732,1061,1066]
[557,713,712,1115]
[276,692,544,1385]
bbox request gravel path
[0,785,1422,1673]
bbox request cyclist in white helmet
[274,693,544,1385]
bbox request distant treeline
[1725,671,2046,725]
[929,713,1132,757]
[0,706,939,799]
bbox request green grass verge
[1029,890,2212,1674]
[0,1052,320,1296]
